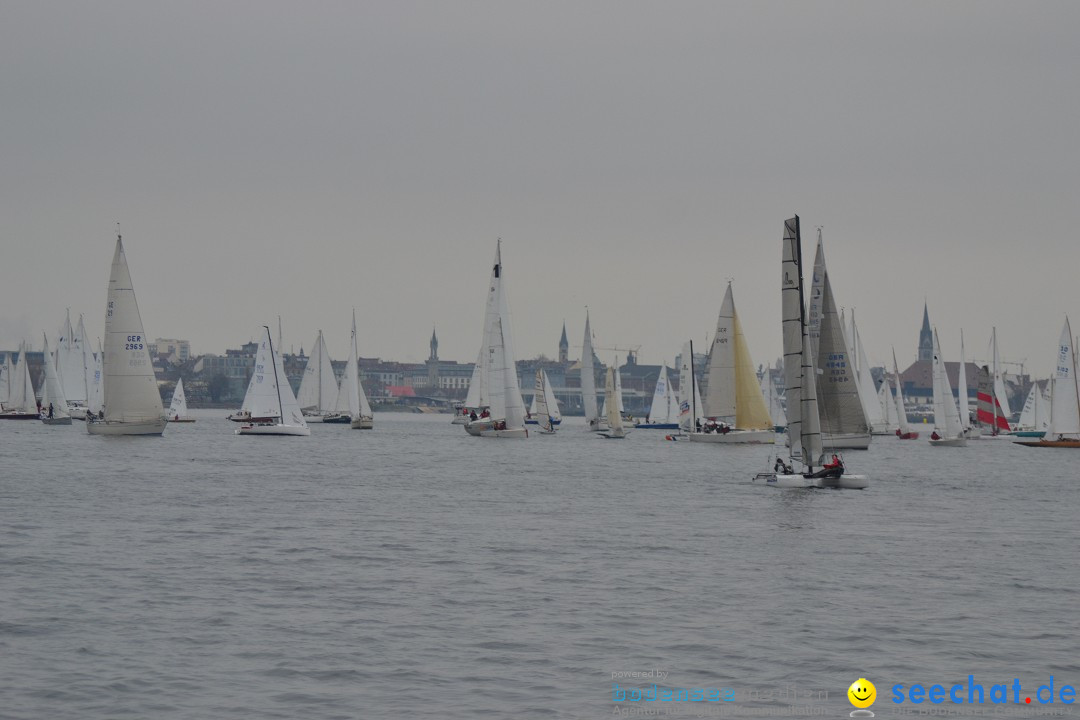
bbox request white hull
[754,472,870,489]
[689,428,775,444]
[963,427,983,439]
[302,414,325,423]
[236,423,310,436]
[87,418,167,436]
[588,417,609,432]
[351,417,374,429]
[929,436,967,447]
[465,419,495,436]
[451,415,469,425]
[479,427,529,439]
[822,432,872,450]
[41,416,73,426]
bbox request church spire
[429,326,438,362]
[918,302,933,362]
[558,321,568,363]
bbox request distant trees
[208,374,230,403]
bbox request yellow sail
[733,306,773,429]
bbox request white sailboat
[235,325,310,436]
[851,311,888,434]
[167,378,195,422]
[532,370,558,434]
[453,353,485,424]
[636,364,680,429]
[878,375,898,433]
[808,230,872,449]
[1013,381,1050,437]
[891,347,919,439]
[328,310,373,429]
[479,316,528,439]
[1015,318,1080,448]
[465,242,522,436]
[40,336,72,425]
[0,354,8,409]
[929,328,967,447]
[598,365,628,439]
[57,310,90,417]
[754,216,867,489]
[87,233,167,436]
[296,331,338,422]
[957,330,979,439]
[0,343,39,420]
[692,282,775,444]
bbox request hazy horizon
[3,1,1078,377]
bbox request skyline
[2,2,1078,377]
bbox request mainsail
[782,216,822,466]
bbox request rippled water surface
[2,413,1078,718]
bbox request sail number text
[125,335,144,351]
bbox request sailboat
[928,328,967,447]
[531,369,558,434]
[692,282,775,444]
[296,331,338,422]
[40,335,72,425]
[453,353,486,424]
[677,340,704,434]
[327,310,373,429]
[1012,381,1050,437]
[0,342,39,420]
[1015,318,1080,448]
[636,364,680,429]
[754,216,868,489]
[57,311,91,418]
[581,311,605,432]
[167,378,195,422]
[478,316,528,438]
[808,230,872,449]
[598,365,628,439]
[235,326,310,436]
[891,348,919,439]
[957,330,980,439]
[527,368,561,428]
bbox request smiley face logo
[848,678,876,709]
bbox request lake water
[2,413,1078,718]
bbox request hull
[1015,439,1080,448]
[41,416,73,425]
[0,412,41,420]
[896,431,920,440]
[87,418,167,436]
[689,428,775,444]
[633,422,680,429]
[929,436,967,447]
[168,418,196,423]
[235,423,310,436]
[964,427,984,439]
[301,414,325,424]
[587,417,609,432]
[465,419,495,436]
[479,427,529,439]
[227,413,276,424]
[598,431,628,439]
[525,417,562,426]
[351,417,374,430]
[754,472,869,489]
[1010,430,1046,438]
[323,413,351,424]
[451,415,470,425]
[822,432,872,450]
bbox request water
[2,414,1078,718]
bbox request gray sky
[2,1,1078,377]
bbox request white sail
[486,316,525,429]
[704,285,736,423]
[0,353,11,408]
[99,235,165,425]
[168,378,190,419]
[464,350,484,408]
[541,369,560,422]
[534,370,553,431]
[88,339,104,415]
[814,246,869,439]
[891,348,911,435]
[7,343,31,412]
[649,365,677,424]
[1045,318,1080,439]
[41,336,70,418]
[782,216,823,466]
[760,369,786,428]
[879,377,898,430]
[931,329,963,438]
[991,327,1012,419]
[614,364,626,413]
[852,312,886,431]
[678,341,704,431]
[58,311,88,404]
[1017,381,1051,433]
[581,311,599,424]
[958,330,971,431]
[296,331,338,414]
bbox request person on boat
[773,458,792,474]
[695,418,702,432]
[480,409,490,419]
[931,430,941,440]
[645,413,650,425]
[469,410,478,422]
[718,422,731,434]
[47,403,54,418]
[824,454,842,470]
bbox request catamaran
[691,282,775,444]
[40,336,72,425]
[928,328,967,447]
[1015,318,1080,448]
[235,326,310,436]
[296,331,338,422]
[87,233,168,436]
[753,216,867,489]
[167,378,195,422]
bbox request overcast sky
[2,1,1078,377]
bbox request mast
[690,339,696,431]
[265,325,285,422]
